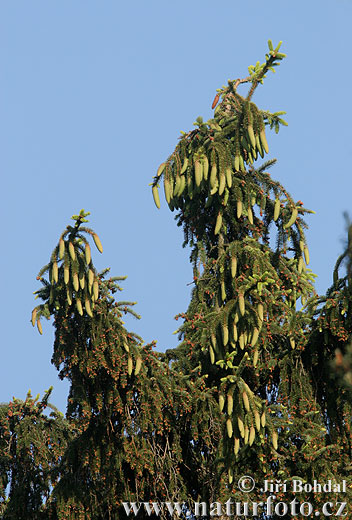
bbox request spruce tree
[27,210,220,518]
[0,389,71,519]
[152,40,352,515]
[325,219,352,395]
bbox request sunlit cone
[239,333,245,350]
[31,308,37,327]
[209,345,215,364]
[88,269,94,288]
[251,327,259,347]
[242,391,250,412]
[156,162,166,177]
[253,348,259,367]
[238,417,245,438]
[152,186,161,209]
[37,319,43,335]
[233,323,238,342]
[127,356,133,376]
[304,246,310,265]
[249,426,255,446]
[93,233,103,254]
[212,93,219,109]
[180,158,188,174]
[254,410,261,432]
[239,293,245,316]
[298,256,304,273]
[228,467,233,484]
[85,243,91,264]
[52,261,58,283]
[231,256,237,278]
[68,241,76,261]
[135,356,142,375]
[260,128,269,154]
[284,207,298,229]
[244,426,249,445]
[64,263,70,285]
[59,238,65,260]
[237,200,242,219]
[273,198,280,221]
[76,298,83,316]
[66,287,72,306]
[272,431,278,450]
[93,280,99,301]
[222,324,229,346]
[226,418,233,438]
[219,393,225,412]
[194,160,202,187]
[79,272,85,290]
[164,177,171,204]
[85,298,93,317]
[261,411,266,428]
[247,124,256,148]
[73,273,79,292]
[202,155,209,180]
[225,167,232,188]
[214,212,222,235]
[227,392,233,415]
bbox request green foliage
[0,389,71,519]
[151,39,352,512]
[313,217,352,399]
[25,215,224,518]
[152,39,316,477]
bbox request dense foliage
[1,42,351,519]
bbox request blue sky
[1,1,351,413]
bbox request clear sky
[1,0,351,414]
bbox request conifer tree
[152,40,352,514]
[326,220,352,395]
[27,210,221,518]
[0,389,71,519]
